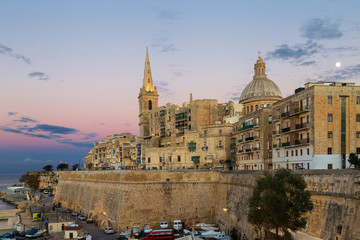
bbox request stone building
[138,49,240,170]
[231,51,282,170]
[271,81,360,170]
[83,133,138,170]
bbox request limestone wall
[54,169,360,240]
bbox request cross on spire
[258,50,262,59]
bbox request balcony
[245,148,252,152]
[242,124,254,130]
[252,147,260,151]
[282,127,290,133]
[273,130,280,135]
[238,139,243,143]
[230,143,236,147]
[295,122,310,130]
[188,142,196,151]
[282,142,290,147]
[239,150,244,153]
[160,110,166,116]
[175,112,187,121]
[160,125,166,131]
[273,144,280,148]
[192,156,200,164]
[245,136,254,141]
[281,112,290,118]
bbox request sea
[0,174,22,210]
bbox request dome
[239,77,282,104]
[239,51,282,104]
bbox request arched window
[149,100,152,110]
[247,106,249,113]
[255,105,258,110]
[251,106,253,112]
[260,104,264,108]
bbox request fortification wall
[54,169,360,240]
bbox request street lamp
[223,208,229,234]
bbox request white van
[173,220,182,230]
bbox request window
[307,148,310,155]
[295,150,298,156]
[357,96,360,104]
[188,125,191,130]
[251,106,253,112]
[328,96,333,104]
[357,148,360,154]
[159,157,162,163]
[328,148,332,154]
[328,131,333,138]
[291,150,294,156]
[286,151,289,157]
[357,114,360,122]
[177,155,181,162]
[255,105,258,110]
[147,157,151,163]
[219,130,222,135]
[300,149,303,156]
[189,116,191,121]
[328,113,333,122]
[169,156,172,162]
[357,131,360,138]
[247,106,249,114]
[149,100,152,110]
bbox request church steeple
[138,48,159,137]
[143,47,155,92]
[254,50,267,78]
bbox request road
[41,194,118,240]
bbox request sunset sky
[1,0,360,173]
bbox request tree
[348,153,360,168]
[248,169,313,240]
[72,163,79,171]
[43,165,53,171]
[19,172,40,189]
[57,163,68,171]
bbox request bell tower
[138,48,158,137]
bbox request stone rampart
[54,169,360,240]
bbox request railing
[281,112,290,118]
[252,147,260,151]
[282,127,290,133]
[245,136,254,141]
[295,122,309,130]
[282,142,290,147]
[242,124,254,130]
[245,148,251,152]
[273,144,280,148]
[238,139,243,143]
[273,130,280,135]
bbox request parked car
[78,215,86,221]
[71,212,78,217]
[104,227,115,235]
[43,190,49,194]
[86,219,94,223]
[296,166,305,170]
[144,225,152,235]
[172,220,182,230]
[160,221,169,229]
[65,209,71,213]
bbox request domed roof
[239,52,282,104]
[239,77,282,103]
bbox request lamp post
[223,208,229,235]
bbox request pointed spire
[143,47,154,92]
[254,50,267,78]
